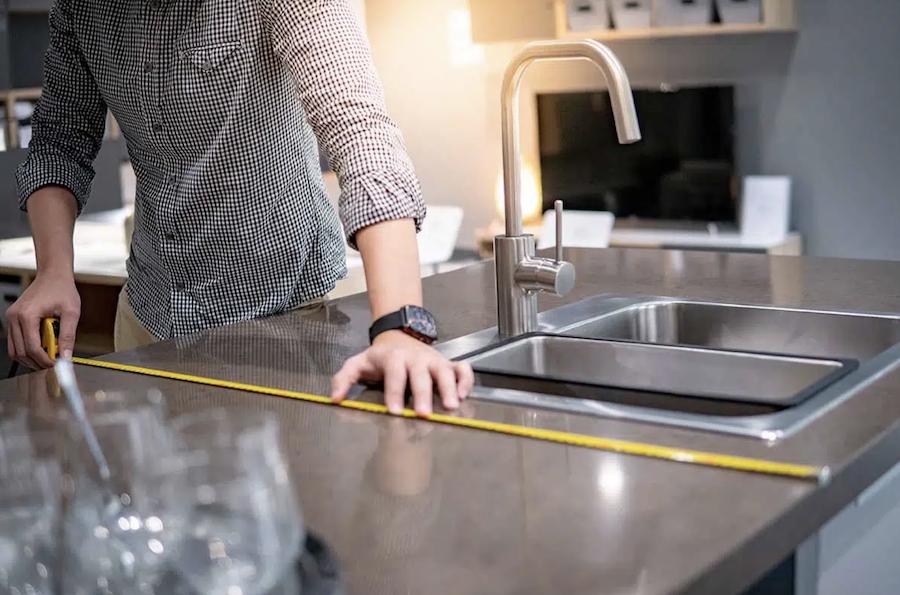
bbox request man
[5,0,473,415]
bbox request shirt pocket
[180,41,243,72]
[176,0,244,72]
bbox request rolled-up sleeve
[262,0,426,249]
[15,0,108,215]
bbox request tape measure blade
[69,357,825,483]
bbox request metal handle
[554,199,563,263]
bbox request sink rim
[436,293,900,441]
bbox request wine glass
[168,408,304,595]
[63,401,188,595]
[0,449,60,595]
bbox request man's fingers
[382,358,408,415]
[432,362,459,411]
[453,362,475,401]
[10,318,40,370]
[7,318,16,364]
[58,309,80,358]
[8,316,23,363]
[408,363,434,416]
[331,355,367,402]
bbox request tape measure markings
[68,356,829,483]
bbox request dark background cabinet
[0,0,11,89]
[7,0,54,11]
[1,0,49,89]
[7,10,48,88]
[0,0,125,240]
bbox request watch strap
[368,310,406,344]
[368,305,438,345]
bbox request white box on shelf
[566,0,610,32]
[610,0,652,29]
[714,0,762,25]
[740,176,792,241]
[654,0,713,27]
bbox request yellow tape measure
[42,319,830,484]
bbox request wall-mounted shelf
[554,0,797,42]
[467,0,797,44]
[555,21,796,42]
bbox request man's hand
[6,274,81,369]
[331,330,475,416]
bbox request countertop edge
[674,417,900,595]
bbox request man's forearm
[27,186,78,279]
[355,218,423,321]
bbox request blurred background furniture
[536,208,616,250]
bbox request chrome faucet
[494,39,642,337]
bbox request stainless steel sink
[463,335,852,406]
[556,299,900,362]
[437,294,900,439]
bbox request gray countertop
[4,248,900,595]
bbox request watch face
[403,306,438,343]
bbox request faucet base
[495,235,539,337]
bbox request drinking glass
[63,401,188,595]
[0,454,60,595]
[168,408,304,595]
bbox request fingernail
[62,350,72,359]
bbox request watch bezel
[400,305,438,345]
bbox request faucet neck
[499,39,641,238]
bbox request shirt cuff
[15,152,94,215]
[339,170,427,250]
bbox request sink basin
[556,300,900,362]
[462,334,853,407]
[436,294,900,439]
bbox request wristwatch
[368,305,438,345]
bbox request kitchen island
[3,247,900,594]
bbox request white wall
[364,0,515,248]
[735,0,900,260]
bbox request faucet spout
[500,39,642,237]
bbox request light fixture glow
[495,162,543,224]
[449,10,485,67]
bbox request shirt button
[144,61,155,73]
[174,281,185,291]
[167,174,177,185]
[152,122,163,133]
[164,232,176,241]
